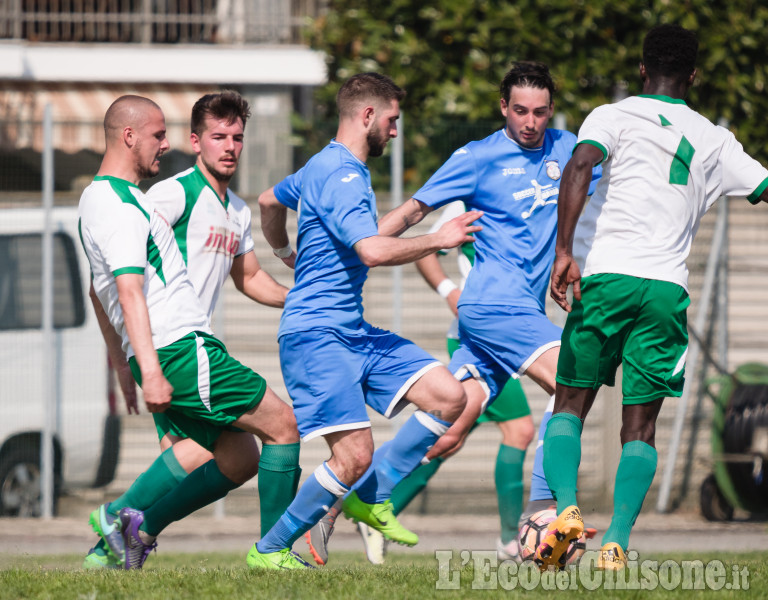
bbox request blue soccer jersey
[273,166,303,211]
[414,128,599,310]
[278,141,379,337]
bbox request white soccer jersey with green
[146,165,255,318]
[78,176,211,356]
[574,94,768,292]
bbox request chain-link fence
[2,111,766,520]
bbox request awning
[0,82,215,153]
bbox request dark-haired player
[251,73,482,569]
[83,92,299,570]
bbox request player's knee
[264,399,301,444]
[498,417,535,448]
[440,378,467,422]
[336,448,373,483]
[272,413,300,444]
[518,419,536,447]
[620,421,656,447]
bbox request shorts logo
[546,160,561,181]
[341,173,360,183]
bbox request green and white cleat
[88,503,125,565]
[246,545,314,570]
[342,491,418,546]
[82,544,121,570]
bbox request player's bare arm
[415,252,460,316]
[88,283,139,414]
[230,251,289,308]
[378,197,433,237]
[115,273,173,413]
[258,185,296,268]
[550,143,604,312]
[355,210,482,267]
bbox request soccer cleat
[597,542,627,570]
[533,505,583,571]
[357,522,387,565]
[342,491,418,546]
[305,503,340,566]
[246,544,314,570]
[119,507,157,570]
[88,503,125,565]
[496,537,521,563]
[82,545,121,569]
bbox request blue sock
[529,395,555,502]
[353,411,451,504]
[257,462,348,553]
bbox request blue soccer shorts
[448,304,562,409]
[279,326,441,441]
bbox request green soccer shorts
[446,336,531,421]
[556,273,690,404]
[129,331,266,451]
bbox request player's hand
[435,210,483,249]
[115,362,139,414]
[425,423,471,460]
[426,428,468,460]
[550,253,582,312]
[141,371,173,413]
[446,288,460,317]
[280,251,296,269]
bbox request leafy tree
[303,1,768,191]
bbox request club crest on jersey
[545,160,561,181]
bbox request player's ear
[499,97,509,117]
[122,126,136,149]
[362,105,375,127]
[190,132,201,152]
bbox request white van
[0,205,119,516]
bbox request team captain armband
[436,278,459,298]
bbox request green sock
[390,457,443,515]
[495,445,525,544]
[542,412,583,512]
[108,446,188,516]
[257,443,302,536]
[140,459,239,536]
[602,440,657,550]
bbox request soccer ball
[517,507,588,566]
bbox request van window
[0,232,86,330]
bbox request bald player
[80,95,300,570]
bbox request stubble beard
[367,125,388,158]
[202,155,235,183]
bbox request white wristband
[436,278,458,299]
[273,244,293,259]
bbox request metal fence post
[41,103,55,519]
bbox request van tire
[0,446,59,517]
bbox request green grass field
[1,551,765,599]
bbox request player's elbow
[257,188,281,214]
[355,239,387,268]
